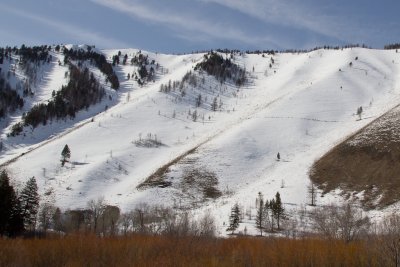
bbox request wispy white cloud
[90,0,290,48]
[1,4,130,48]
[199,0,366,43]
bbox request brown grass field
[0,234,385,267]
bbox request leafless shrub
[374,213,400,267]
[311,203,370,242]
[117,204,216,238]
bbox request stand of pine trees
[0,77,24,118]
[194,51,247,86]
[63,46,119,89]
[0,171,39,237]
[10,64,105,135]
[227,203,241,234]
[384,43,400,50]
[253,191,285,235]
[0,45,50,64]
[0,45,53,119]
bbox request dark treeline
[113,50,156,86]
[178,43,378,56]
[10,64,105,136]
[0,170,38,237]
[130,51,155,83]
[245,49,276,55]
[0,76,24,118]
[0,45,51,64]
[384,43,400,50]
[281,43,371,54]
[17,45,51,64]
[63,47,119,90]
[0,45,53,119]
[195,51,246,86]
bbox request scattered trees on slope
[63,47,119,89]
[111,50,156,86]
[253,191,285,235]
[61,144,71,166]
[357,106,363,120]
[227,203,241,234]
[194,51,246,86]
[384,43,400,50]
[255,192,266,236]
[0,77,24,118]
[0,45,54,119]
[10,64,105,136]
[17,45,50,64]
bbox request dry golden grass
[0,235,380,267]
[310,105,400,208]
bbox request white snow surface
[1,47,400,236]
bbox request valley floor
[0,234,390,267]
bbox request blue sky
[1,0,399,53]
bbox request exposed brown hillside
[310,105,400,209]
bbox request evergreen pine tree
[255,192,264,236]
[227,203,240,234]
[20,176,39,231]
[0,170,24,236]
[53,207,63,232]
[192,110,198,122]
[196,93,202,107]
[357,106,363,120]
[269,198,276,232]
[0,170,12,235]
[263,200,271,232]
[61,144,71,166]
[8,195,24,237]
[211,97,218,111]
[272,192,284,230]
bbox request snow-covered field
[1,47,400,235]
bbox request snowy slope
[1,47,400,235]
[0,50,68,128]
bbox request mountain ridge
[0,45,399,235]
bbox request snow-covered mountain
[1,45,400,235]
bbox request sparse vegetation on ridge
[310,105,400,208]
[194,51,247,86]
[63,46,120,89]
[9,64,105,136]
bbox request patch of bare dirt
[310,105,400,209]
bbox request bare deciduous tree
[311,203,370,243]
[101,205,120,236]
[308,183,317,206]
[376,214,400,267]
[87,197,106,234]
[38,202,56,232]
